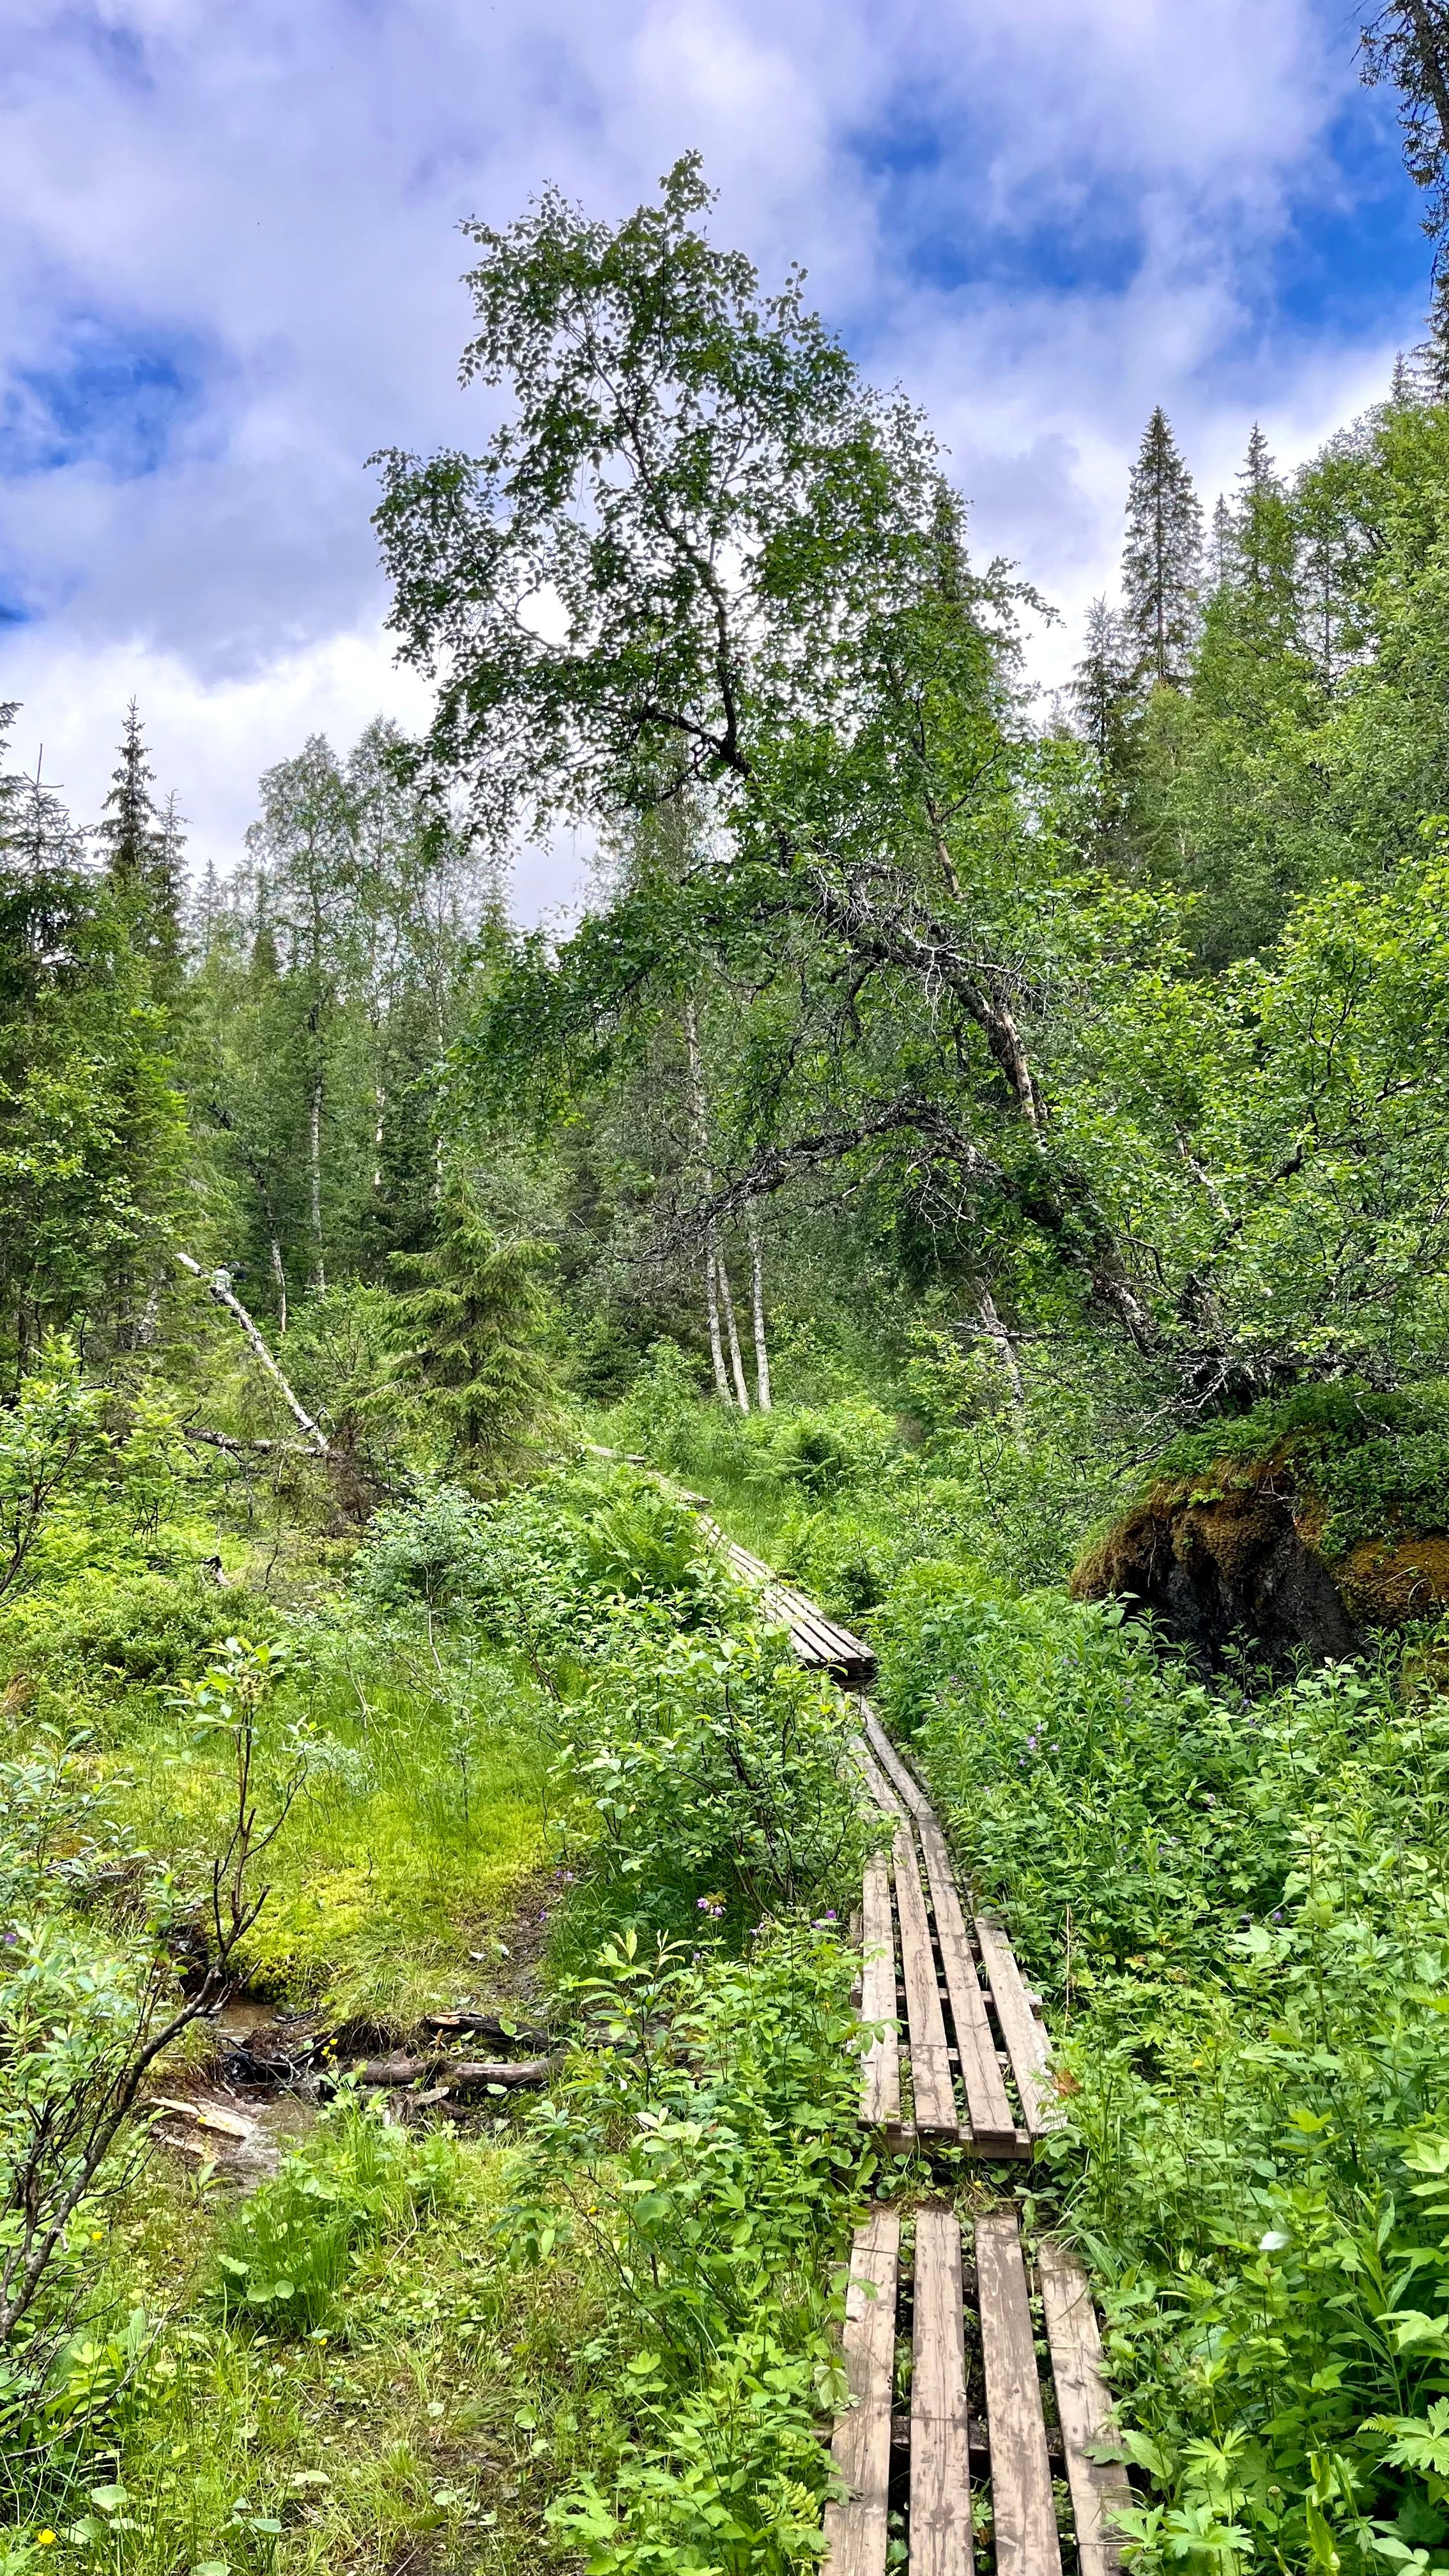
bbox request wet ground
[149,1998,325,2186]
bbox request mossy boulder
[1072,1386,1449,1663]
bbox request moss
[1072,1381,1449,1644]
[1146,1383,1449,1557]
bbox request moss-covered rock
[1071,1386,1449,1661]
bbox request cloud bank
[0,0,1428,909]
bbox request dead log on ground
[351,2054,551,2090]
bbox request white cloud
[0,0,1427,907]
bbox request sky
[0,0,1430,919]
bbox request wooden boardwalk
[666,1493,1128,2570]
[824,2205,1130,2576]
[702,1520,877,1682]
[708,1536,1126,2573]
[854,1708,1057,2157]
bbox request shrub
[564,1625,868,1922]
[507,1923,868,2575]
[351,1479,489,1611]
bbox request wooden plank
[856,1742,907,1823]
[772,1585,869,1657]
[974,1917,1061,2140]
[1038,2241,1131,2576]
[917,1820,1021,2156]
[862,1708,935,1825]
[975,2212,1062,2576]
[860,1852,901,2126]
[891,1825,956,2136]
[824,2209,901,2576]
[910,2209,973,2573]
[857,1709,1017,2152]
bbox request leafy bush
[507,1923,868,2574]
[0,1570,236,1690]
[351,1478,488,1610]
[0,1344,103,1607]
[215,2096,461,2336]
[564,1625,869,1923]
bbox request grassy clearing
[100,1614,553,2025]
[0,1449,889,2575]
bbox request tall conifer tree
[1069,598,1140,770]
[97,702,162,891]
[1361,4,1449,378]
[1121,407,1203,686]
[97,702,183,972]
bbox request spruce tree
[1361,4,1449,242]
[97,702,162,892]
[1121,407,1204,687]
[1361,4,1449,375]
[1068,597,1140,770]
[97,702,183,971]
[1209,495,1235,590]
[390,1183,556,1474]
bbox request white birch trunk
[717,1240,750,1411]
[270,1240,288,1337]
[747,1215,771,1411]
[176,1252,330,1455]
[685,997,744,1408]
[308,1069,325,1291]
[704,1245,731,1404]
[978,1285,1026,1414]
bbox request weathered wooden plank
[910,2209,973,2574]
[824,2209,901,2576]
[856,1742,907,1823]
[857,1709,1019,2154]
[770,1596,875,1673]
[862,1708,935,1824]
[860,1851,901,2126]
[917,1820,1021,2156]
[975,2212,1062,2576]
[1038,2240,1131,2576]
[974,1917,1061,2140]
[891,1825,956,2136]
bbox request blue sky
[0,0,1429,910]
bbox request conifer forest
[10,10,1449,2575]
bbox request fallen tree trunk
[351,2053,551,2090]
[421,2009,552,2049]
[182,1425,314,1460]
[175,1254,332,1457]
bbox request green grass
[98,1612,555,2026]
[26,2123,600,2575]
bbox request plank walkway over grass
[691,1506,877,1680]
[823,2205,1131,2576]
[854,1706,1057,2158]
[665,1492,1129,2572]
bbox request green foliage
[880,1558,1449,2572]
[505,1923,868,2572]
[391,1184,558,1474]
[1146,1380,1449,1555]
[576,1488,710,1606]
[216,2097,461,2336]
[564,1627,868,1922]
[0,1345,103,1606]
[351,1478,489,1609]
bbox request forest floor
[5,1377,1449,2576]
